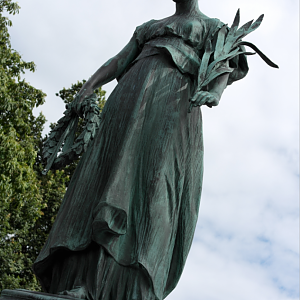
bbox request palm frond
[189,9,278,112]
[236,20,254,35]
[198,39,213,84]
[236,41,279,68]
[214,25,227,59]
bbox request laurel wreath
[42,93,101,175]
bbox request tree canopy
[0,0,46,290]
[0,1,106,290]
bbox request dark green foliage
[55,80,106,108]
[0,1,106,290]
[0,0,46,290]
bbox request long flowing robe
[33,15,248,300]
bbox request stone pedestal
[0,290,79,300]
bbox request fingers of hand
[190,91,207,106]
[205,94,219,108]
[191,91,216,107]
[67,94,83,117]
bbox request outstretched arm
[77,35,139,101]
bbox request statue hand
[189,90,220,110]
[67,84,94,117]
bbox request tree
[0,1,106,290]
[0,0,46,290]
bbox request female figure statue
[33,0,277,299]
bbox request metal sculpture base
[0,290,79,300]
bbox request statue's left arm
[190,70,230,108]
[74,35,139,109]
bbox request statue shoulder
[135,19,157,34]
[198,14,225,40]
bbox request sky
[5,0,299,299]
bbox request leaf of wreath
[42,93,101,175]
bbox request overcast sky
[6,0,299,299]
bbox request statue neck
[174,0,201,16]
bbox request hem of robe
[33,203,161,299]
[33,244,159,300]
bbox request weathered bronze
[0,1,278,300]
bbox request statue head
[173,0,200,12]
[173,0,195,3]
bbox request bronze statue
[31,0,278,299]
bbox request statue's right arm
[76,35,139,102]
